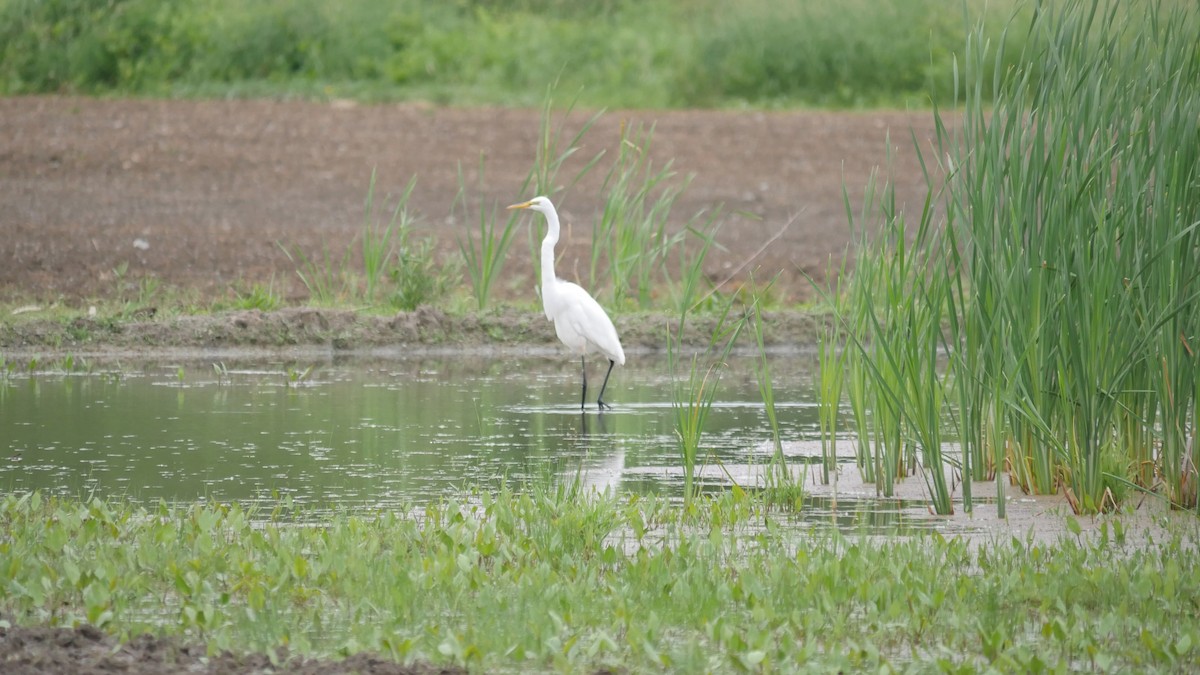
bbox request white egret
[507,196,625,410]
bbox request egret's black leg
[580,356,588,410]
[596,358,616,411]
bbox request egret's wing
[557,282,625,365]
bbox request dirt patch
[0,623,463,675]
[0,305,828,353]
[1,96,935,308]
[2,96,936,351]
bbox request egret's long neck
[540,208,560,291]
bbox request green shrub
[389,238,460,311]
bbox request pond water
[1,350,960,533]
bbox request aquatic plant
[2,492,1199,672]
[668,289,745,509]
[746,273,807,508]
[835,0,1200,514]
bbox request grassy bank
[2,491,1198,672]
[0,0,1026,108]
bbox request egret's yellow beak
[507,200,534,211]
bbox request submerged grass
[2,492,1199,672]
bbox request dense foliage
[832,0,1200,514]
[0,0,1026,108]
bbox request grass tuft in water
[745,272,806,508]
[668,288,747,510]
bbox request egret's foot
[597,399,613,411]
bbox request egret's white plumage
[507,196,625,409]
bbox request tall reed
[747,273,783,458]
[456,93,604,310]
[840,0,1200,514]
[524,93,606,284]
[747,273,807,507]
[836,161,956,513]
[362,171,417,304]
[589,122,688,309]
[281,170,418,306]
[454,157,523,311]
[952,0,1199,512]
[813,255,850,487]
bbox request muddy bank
[0,622,462,675]
[0,306,829,356]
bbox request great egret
[507,196,625,410]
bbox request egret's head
[506,196,553,214]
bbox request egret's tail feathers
[613,346,626,367]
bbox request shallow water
[1,351,958,533]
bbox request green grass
[360,171,412,305]
[456,94,604,311]
[2,491,1199,672]
[667,275,748,510]
[746,273,808,509]
[280,170,457,309]
[589,122,687,309]
[228,278,282,311]
[0,0,1028,109]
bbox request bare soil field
[1,96,935,307]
